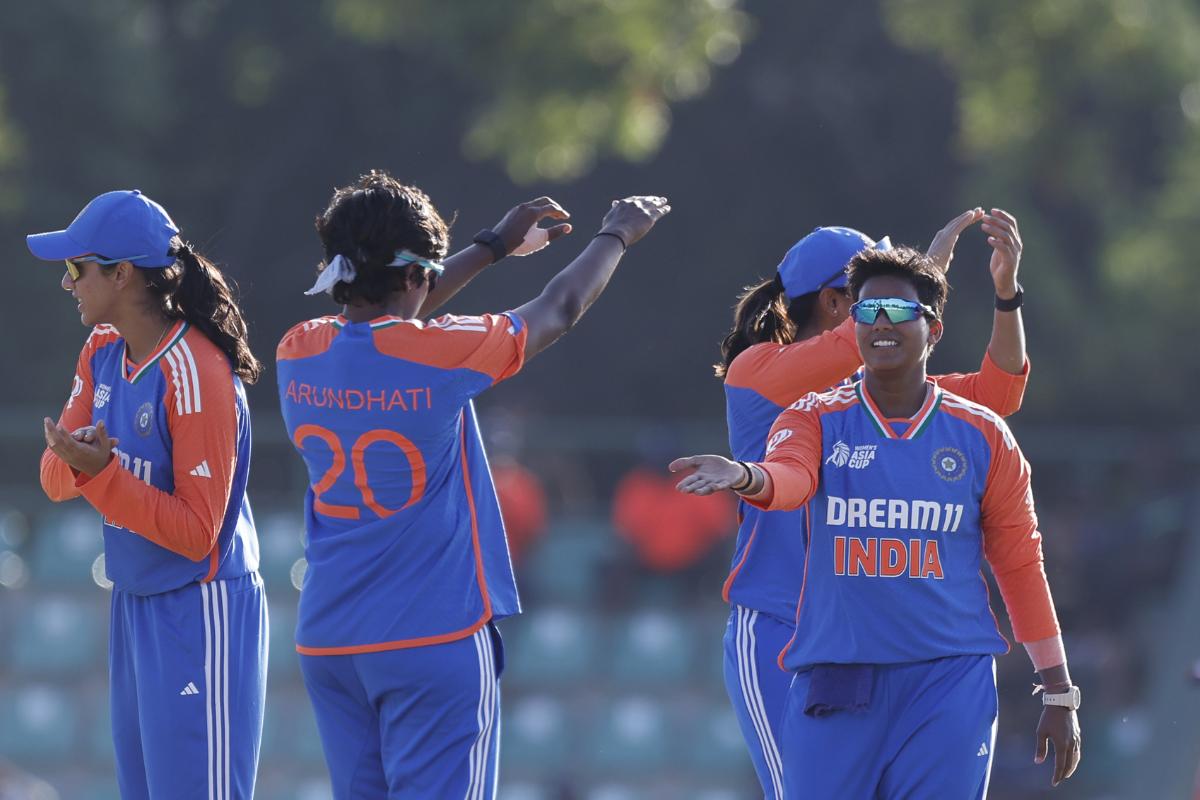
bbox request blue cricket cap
[776,226,891,299]
[26,190,179,268]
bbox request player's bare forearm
[987,306,1027,374]
[515,235,624,359]
[417,244,494,317]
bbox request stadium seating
[0,684,78,761]
[608,609,697,685]
[6,592,104,677]
[503,607,598,687]
[256,512,306,587]
[29,509,103,588]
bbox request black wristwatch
[995,283,1023,312]
[473,229,508,264]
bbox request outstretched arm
[418,197,573,317]
[514,196,670,361]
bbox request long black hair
[714,274,820,378]
[129,241,263,383]
[313,170,452,305]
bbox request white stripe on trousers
[736,606,784,800]
[202,582,230,800]
[466,627,499,800]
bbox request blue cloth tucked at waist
[804,664,875,717]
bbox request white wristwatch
[1041,686,1081,710]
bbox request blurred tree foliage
[882,0,1200,413]
[330,0,751,182]
[1,0,1184,436]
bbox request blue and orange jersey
[276,312,527,655]
[40,322,258,595]
[721,317,1029,621]
[747,380,1059,671]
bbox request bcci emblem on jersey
[826,441,877,469]
[931,446,967,481]
[135,402,155,437]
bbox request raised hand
[43,417,118,477]
[669,454,744,496]
[492,197,573,257]
[981,209,1022,298]
[926,207,984,274]
[598,196,671,249]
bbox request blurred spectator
[612,427,735,573]
[486,411,549,562]
[493,459,548,563]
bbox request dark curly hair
[846,246,948,319]
[314,170,452,305]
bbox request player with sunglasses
[709,210,1028,799]
[33,190,268,798]
[674,245,1079,797]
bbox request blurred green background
[1,1,1199,798]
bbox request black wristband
[995,283,1023,311]
[730,461,753,492]
[593,230,628,252]
[473,229,508,264]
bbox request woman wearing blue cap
[706,209,1030,799]
[32,190,267,799]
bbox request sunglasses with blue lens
[849,297,936,325]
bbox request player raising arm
[714,210,1030,799]
[276,170,668,799]
[32,190,267,799]
[675,245,1078,798]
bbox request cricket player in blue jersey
[714,210,1030,798]
[277,170,669,798]
[34,190,268,799]
[674,245,1080,797]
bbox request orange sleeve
[932,352,1029,417]
[744,398,824,511]
[979,423,1060,643]
[40,329,116,501]
[76,339,239,562]
[724,318,860,405]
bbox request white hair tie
[304,254,357,296]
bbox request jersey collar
[855,378,942,440]
[333,314,405,331]
[126,320,189,384]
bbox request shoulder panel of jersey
[937,389,1018,455]
[83,324,123,359]
[72,325,124,406]
[371,312,526,383]
[277,316,341,362]
[156,324,239,417]
[785,383,860,416]
[723,318,860,407]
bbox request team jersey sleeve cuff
[743,461,814,511]
[982,348,1030,378]
[1023,635,1067,672]
[75,453,120,491]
